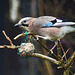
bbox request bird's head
[15,17,34,31]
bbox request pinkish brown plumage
[15,16,75,41]
[15,16,75,53]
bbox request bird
[15,16,75,53]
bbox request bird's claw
[50,49,54,54]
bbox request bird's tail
[53,22,75,27]
[70,24,75,28]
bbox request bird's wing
[32,16,56,27]
[33,16,75,28]
[41,19,62,27]
[42,19,75,27]
[42,22,54,27]
[53,22,75,27]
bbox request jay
[15,16,75,52]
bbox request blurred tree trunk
[38,0,44,16]
[5,0,21,75]
[31,0,37,17]
[42,40,54,75]
[38,0,53,75]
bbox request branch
[64,52,75,69]
[2,30,14,46]
[14,32,32,40]
[0,45,19,49]
[61,48,70,61]
[14,32,59,60]
[57,38,67,62]
[57,39,62,59]
[0,30,75,74]
[30,53,59,65]
[0,30,20,49]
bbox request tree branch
[2,30,14,46]
[14,32,59,60]
[30,53,59,65]
[0,30,75,75]
[64,52,75,69]
[0,30,20,49]
[0,45,19,49]
[57,38,62,59]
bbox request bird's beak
[14,23,22,27]
[14,23,29,27]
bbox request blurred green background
[0,0,75,75]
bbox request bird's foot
[36,35,39,40]
[36,35,43,40]
[50,44,57,54]
[50,49,54,54]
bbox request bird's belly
[35,34,61,41]
[32,28,63,41]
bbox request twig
[30,53,59,65]
[63,67,70,75]
[62,48,70,60]
[2,30,14,46]
[0,45,19,49]
[64,52,75,69]
[14,32,32,40]
[59,40,67,61]
[57,39,62,59]
[0,30,20,49]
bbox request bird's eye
[21,20,28,27]
[23,20,27,23]
[21,20,27,25]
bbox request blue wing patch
[42,22,53,27]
